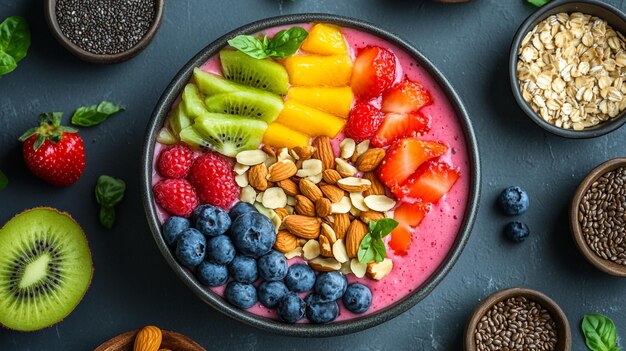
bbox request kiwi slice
[0,208,93,331]
[204,91,283,124]
[193,67,241,96]
[157,127,178,145]
[167,103,192,136]
[181,84,208,119]
[220,50,289,95]
[179,126,213,152]
[193,113,267,157]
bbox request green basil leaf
[357,233,375,263]
[0,51,16,76]
[95,175,126,207]
[582,313,618,351]
[99,206,116,230]
[370,238,387,262]
[0,16,30,62]
[527,0,550,7]
[0,170,7,191]
[370,218,399,240]
[227,35,269,59]
[71,101,124,127]
[268,26,308,58]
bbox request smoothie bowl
[141,14,480,336]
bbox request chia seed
[56,0,156,55]
[578,166,626,265]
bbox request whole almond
[322,169,342,184]
[363,172,386,196]
[277,178,299,196]
[320,184,345,203]
[316,198,332,217]
[248,163,269,191]
[356,148,386,172]
[133,326,162,351]
[313,136,335,170]
[274,230,298,253]
[294,195,316,217]
[284,215,321,239]
[359,210,385,224]
[319,234,333,257]
[337,177,372,192]
[367,258,393,280]
[346,220,369,258]
[292,145,316,160]
[267,160,298,182]
[308,257,341,272]
[262,144,276,158]
[332,213,350,240]
[274,208,289,220]
[299,179,323,202]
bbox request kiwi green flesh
[204,91,283,124]
[193,113,267,157]
[0,208,92,331]
[157,127,178,145]
[167,103,192,136]
[220,50,289,95]
[181,84,208,119]
[179,126,214,152]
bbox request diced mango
[282,55,353,87]
[301,23,348,55]
[263,123,310,148]
[287,86,354,118]
[276,101,345,138]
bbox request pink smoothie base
[152,23,470,323]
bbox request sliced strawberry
[370,112,430,147]
[351,46,396,99]
[389,224,411,256]
[377,138,448,188]
[381,79,432,114]
[394,201,431,227]
[393,160,460,203]
[344,101,385,142]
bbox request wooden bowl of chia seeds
[570,157,626,277]
[463,287,571,351]
[44,0,164,64]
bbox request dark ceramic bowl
[509,0,626,138]
[44,0,164,64]
[570,157,626,277]
[464,288,572,351]
[141,14,481,337]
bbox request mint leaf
[358,219,399,263]
[582,313,619,351]
[227,35,269,59]
[95,175,125,229]
[371,239,387,262]
[527,0,550,7]
[0,170,7,191]
[71,101,124,127]
[370,218,399,239]
[267,26,308,58]
[357,233,375,263]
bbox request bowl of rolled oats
[510,0,626,138]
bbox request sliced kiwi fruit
[181,83,208,119]
[0,207,93,331]
[157,127,178,145]
[179,126,213,152]
[167,103,192,136]
[204,91,283,124]
[219,50,289,95]
[193,67,241,96]
[193,113,267,157]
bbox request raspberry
[153,179,198,217]
[187,152,239,210]
[344,101,385,141]
[157,145,195,179]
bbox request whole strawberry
[19,112,85,187]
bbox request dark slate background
[1,0,625,349]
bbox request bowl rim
[570,157,626,277]
[508,0,626,139]
[141,13,481,337]
[463,287,572,351]
[44,0,165,64]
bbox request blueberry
[305,293,339,323]
[228,255,258,283]
[277,292,305,323]
[342,283,372,314]
[314,271,347,302]
[162,216,190,246]
[175,228,206,267]
[224,281,257,309]
[257,250,288,281]
[504,221,530,243]
[194,204,231,237]
[196,261,228,287]
[258,281,288,308]
[498,186,529,216]
[229,212,276,256]
[284,264,315,292]
[229,201,258,221]
[206,235,236,265]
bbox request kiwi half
[204,91,283,124]
[220,50,289,95]
[193,113,267,157]
[0,207,93,331]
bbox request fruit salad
[151,23,470,324]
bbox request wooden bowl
[95,329,206,351]
[463,288,571,351]
[570,157,626,277]
[44,0,164,64]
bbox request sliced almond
[277,147,295,163]
[263,156,278,169]
[284,215,321,239]
[308,257,341,272]
[364,195,396,212]
[363,172,386,196]
[355,140,370,158]
[356,148,386,172]
[333,213,350,240]
[284,246,303,259]
[359,210,384,224]
[322,169,342,184]
[350,192,369,211]
[248,163,269,191]
[367,258,393,280]
[286,195,297,206]
[306,173,323,184]
[294,195,316,217]
[349,205,361,217]
[255,192,264,203]
[302,239,321,260]
[277,178,299,196]
[319,235,333,257]
[340,261,352,275]
[235,173,249,187]
[262,187,287,209]
[261,144,276,158]
[236,149,268,166]
[346,219,369,258]
[299,179,323,202]
[321,222,337,243]
[296,159,323,178]
[268,209,282,233]
[350,258,367,278]
[313,136,335,170]
[340,138,356,159]
[320,184,345,203]
[233,163,250,175]
[331,196,351,214]
[239,185,256,204]
[332,239,349,263]
[335,158,357,177]
[274,230,298,253]
[267,160,298,182]
[337,177,371,193]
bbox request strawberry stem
[18,112,78,151]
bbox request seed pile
[475,297,558,351]
[56,0,156,55]
[579,167,626,265]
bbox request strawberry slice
[370,112,430,148]
[351,46,396,99]
[394,201,431,227]
[388,224,411,256]
[377,138,448,188]
[393,160,460,203]
[381,79,432,114]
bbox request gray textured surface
[1,0,625,349]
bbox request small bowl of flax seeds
[45,0,164,64]
[464,287,571,351]
[571,157,626,276]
